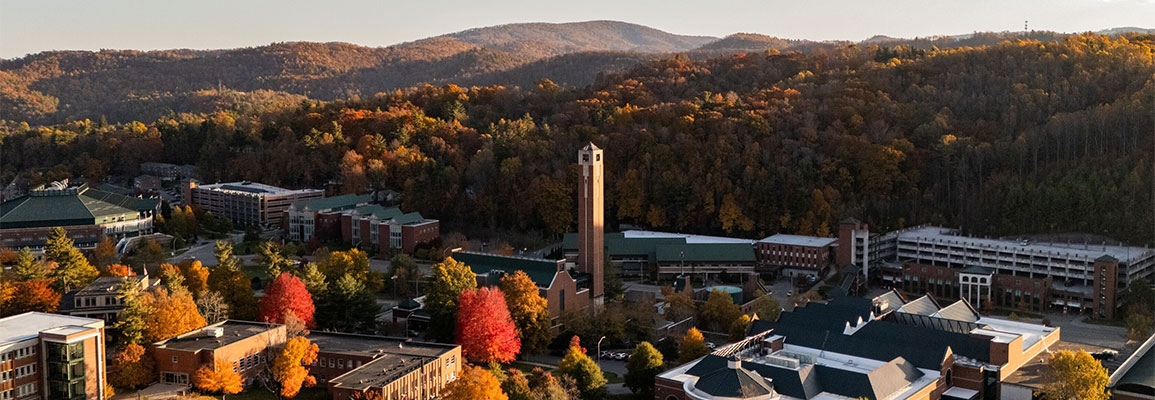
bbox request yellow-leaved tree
[193,360,243,398]
[142,287,207,342]
[441,365,507,400]
[1041,350,1109,400]
[272,336,319,398]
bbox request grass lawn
[227,387,329,400]
[604,371,623,384]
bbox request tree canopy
[456,287,521,363]
[441,364,507,400]
[426,256,477,340]
[1042,350,1109,400]
[500,270,552,355]
[625,341,664,397]
[259,273,316,328]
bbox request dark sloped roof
[81,187,159,213]
[815,364,878,399]
[451,251,564,289]
[693,361,774,398]
[1,195,96,227]
[742,362,821,399]
[960,265,995,275]
[754,296,990,370]
[1117,345,1155,392]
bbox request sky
[1,0,1152,59]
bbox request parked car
[706,342,716,349]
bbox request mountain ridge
[2,21,1151,125]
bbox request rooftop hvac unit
[203,327,224,338]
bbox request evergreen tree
[316,274,379,333]
[113,278,148,345]
[299,262,328,296]
[45,227,98,292]
[12,247,44,281]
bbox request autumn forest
[2,32,1154,245]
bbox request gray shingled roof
[692,359,775,398]
[896,295,940,316]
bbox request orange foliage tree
[455,287,520,363]
[1,280,60,317]
[193,360,243,397]
[271,336,319,398]
[108,343,156,389]
[178,259,210,295]
[259,273,316,328]
[142,287,207,342]
[102,264,136,277]
[441,364,508,400]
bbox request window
[172,356,178,364]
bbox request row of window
[232,354,263,372]
[312,357,363,370]
[0,363,37,381]
[0,345,36,362]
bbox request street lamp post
[596,336,606,368]
[391,275,399,298]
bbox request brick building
[307,332,461,400]
[152,320,286,386]
[57,274,159,324]
[756,234,836,278]
[0,312,108,400]
[452,251,591,321]
[285,194,440,254]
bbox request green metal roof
[82,187,160,213]
[451,251,563,289]
[353,204,403,219]
[295,194,371,212]
[1,195,95,227]
[564,232,682,258]
[392,212,426,225]
[0,187,156,229]
[654,243,755,263]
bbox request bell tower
[577,143,604,303]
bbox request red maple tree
[455,287,520,363]
[259,273,316,328]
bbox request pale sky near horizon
[1,0,1152,59]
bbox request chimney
[728,356,741,369]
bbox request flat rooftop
[328,353,436,391]
[154,320,280,351]
[622,230,755,245]
[0,312,104,345]
[758,234,837,248]
[74,276,144,296]
[306,331,456,358]
[895,226,1155,264]
[195,181,322,196]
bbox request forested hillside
[2,33,1153,244]
[0,21,714,125]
